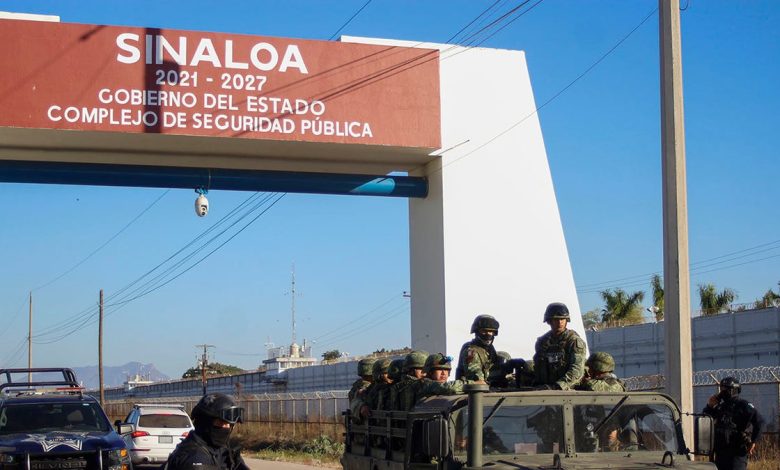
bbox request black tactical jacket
[166,432,249,470]
[703,396,764,456]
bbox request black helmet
[543,302,570,322]
[719,376,741,399]
[470,314,500,335]
[192,393,244,425]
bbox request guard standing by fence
[703,377,764,470]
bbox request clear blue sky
[1,1,777,379]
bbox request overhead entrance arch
[0,14,584,361]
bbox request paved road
[244,457,336,470]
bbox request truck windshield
[0,402,111,434]
[573,403,678,453]
[453,405,565,456]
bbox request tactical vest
[535,329,584,387]
[713,400,748,452]
[392,376,419,411]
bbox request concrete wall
[586,307,780,377]
[101,359,366,401]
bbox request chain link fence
[624,366,780,433]
[104,391,349,441]
[624,366,780,391]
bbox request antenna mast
[290,263,296,345]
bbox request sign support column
[660,0,693,444]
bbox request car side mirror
[692,415,714,456]
[114,419,122,430]
[118,423,134,435]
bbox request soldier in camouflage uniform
[348,357,376,401]
[353,358,394,419]
[455,314,499,384]
[390,350,428,411]
[533,302,586,390]
[380,359,405,410]
[396,353,465,411]
[577,352,625,392]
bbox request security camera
[195,194,209,217]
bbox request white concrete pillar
[344,37,585,361]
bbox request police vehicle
[0,368,133,470]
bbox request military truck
[342,384,716,469]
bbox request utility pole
[27,291,32,383]
[660,0,693,444]
[98,289,105,405]
[195,344,215,396]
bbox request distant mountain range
[71,362,170,389]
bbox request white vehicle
[118,403,194,465]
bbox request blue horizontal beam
[0,160,427,198]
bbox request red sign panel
[0,20,441,149]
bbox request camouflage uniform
[579,373,625,392]
[389,351,428,411]
[455,315,500,383]
[348,358,376,401]
[577,352,624,392]
[405,377,464,408]
[351,358,393,418]
[348,378,372,402]
[378,359,405,410]
[395,353,465,410]
[533,329,586,390]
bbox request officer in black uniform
[702,377,764,470]
[166,393,248,470]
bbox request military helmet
[496,351,512,365]
[470,314,500,335]
[357,358,377,377]
[403,350,429,372]
[191,393,243,424]
[543,302,570,322]
[388,358,405,381]
[372,358,392,381]
[423,353,452,374]
[719,376,741,398]
[586,352,615,373]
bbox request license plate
[159,436,173,444]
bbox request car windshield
[453,404,565,455]
[139,413,191,428]
[573,403,678,453]
[0,402,111,434]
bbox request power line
[315,300,410,351]
[446,0,505,43]
[31,191,270,339]
[312,292,405,342]
[329,0,373,41]
[0,294,30,344]
[33,189,170,291]
[32,192,285,345]
[453,0,542,49]
[577,238,780,293]
[432,7,658,174]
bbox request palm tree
[650,274,664,321]
[600,288,645,325]
[698,283,736,316]
[581,308,602,329]
[754,288,780,309]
